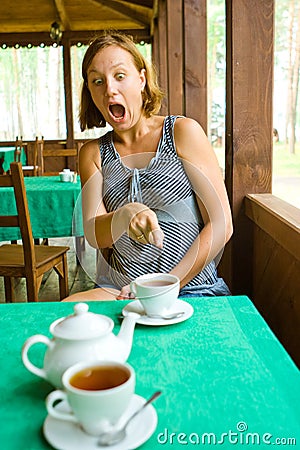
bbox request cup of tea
[59,169,74,182]
[130,273,180,316]
[46,360,135,436]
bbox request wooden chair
[14,136,39,176]
[39,140,82,254]
[0,162,70,302]
[40,142,79,176]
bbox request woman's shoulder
[79,138,102,164]
[174,116,203,131]
[173,117,209,159]
[174,116,206,141]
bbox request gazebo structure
[0,0,299,365]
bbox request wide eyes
[116,73,125,81]
[91,73,125,87]
[93,78,104,86]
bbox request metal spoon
[97,390,162,447]
[119,311,184,321]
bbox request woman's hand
[113,202,164,248]
[116,284,135,300]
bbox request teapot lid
[50,303,113,340]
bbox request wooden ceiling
[0,0,155,46]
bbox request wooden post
[224,0,274,295]
[62,37,74,149]
[154,0,207,125]
[153,0,169,115]
[166,0,184,115]
[184,0,207,132]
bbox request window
[0,45,66,140]
[272,0,300,209]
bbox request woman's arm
[79,140,164,249]
[79,140,113,249]
[170,117,233,288]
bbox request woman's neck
[113,115,165,157]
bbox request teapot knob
[74,303,89,315]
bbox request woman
[65,32,233,302]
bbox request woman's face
[87,45,146,131]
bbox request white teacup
[46,360,135,436]
[130,273,180,316]
[59,169,74,182]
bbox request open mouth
[109,104,125,120]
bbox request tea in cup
[46,360,135,436]
[130,273,180,316]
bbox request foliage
[0,45,66,140]
[272,142,300,208]
[207,0,226,131]
[274,0,300,150]
[0,1,299,148]
[273,142,300,176]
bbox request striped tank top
[97,115,218,289]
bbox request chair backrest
[34,136,44,175]
[15,136,40,176]
[0,162,36,269]
[40,144,79,176]
[14,136,24,163]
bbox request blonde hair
[79,32,164,131]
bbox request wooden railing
[245,193,300,367]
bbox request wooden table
[0,175,83,241]
[0,296,299,449]
[0,146,26,174]
[0,175,84,261]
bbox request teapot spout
[117,312,140,361]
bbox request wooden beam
[91,0,150,26]
[166,0,183,115]
[122,0,153,8]
[154,0,168,115]
[150,0,158,35]
[184,0,207,131]
[61,38,74,148]
[53,0,72,30]
[0,29,151,47]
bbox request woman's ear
[140,68,146,90]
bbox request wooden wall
[223,0,274,295]
[153,0,275,297]
[245,194,300,367]
[153,0,207,131]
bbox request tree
[287,1,300,154]
[277,0,300,153]
[207,0,226,143]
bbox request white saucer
[122,299,194,326]
[43,394,157,450]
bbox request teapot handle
[21,334,51,380]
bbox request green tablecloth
[0,176,83,241]
[0,147,26,173]
[0,296,299,449]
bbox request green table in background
[0,146,26,173]
[0,296,299,449]
[0,175,83,241]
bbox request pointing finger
[149,228,164,249]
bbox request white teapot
[21,303,139,388]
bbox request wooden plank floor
[0,238,96,303]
